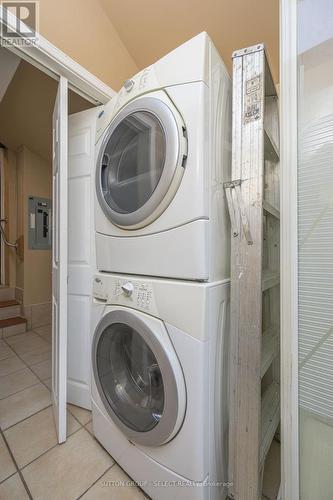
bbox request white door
[67,106,101,409]
[52,76,68,444]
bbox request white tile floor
[0,326,280,500]
[0,328,148,500]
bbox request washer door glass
[96,322,164,432]
[101,111,166,215]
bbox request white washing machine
[94,32,231,281]
[91,272,230,500]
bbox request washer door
[92,309,186,446]
[96,95,187,229]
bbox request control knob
[124,79,135,92]
[121,282,134,296]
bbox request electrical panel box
[28,197,52,250]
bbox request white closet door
[52,76,68,444]
[67,106,101,409]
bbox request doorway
[0,48,93,426]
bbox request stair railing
[0,218,18,249]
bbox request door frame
[0,5,115,104]
[0,147,5,285]
[280,1,299,499]
[52,76,68,443]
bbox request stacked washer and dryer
[91,32,232,500]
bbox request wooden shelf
[261,328,279,377]
[262,270,280,291]
[260,381,280,467]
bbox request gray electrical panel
[28,197,52,250]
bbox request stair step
[1,316,27,338]
[0,299,20,308]
[0,316,27,328]
[0,301,21,320]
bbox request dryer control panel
[93,274,157,314]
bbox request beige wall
[3,149,17,288]
[0,60,95,163]
[16,148,23,291]
[16,146,52,306]
[37,0,138,90]
[100,0,280,84]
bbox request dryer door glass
[96,96,185,228]
[96,322,165,432]
[101,111,166,215]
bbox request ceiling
[0,59,93,161]
[99,0,280,84]
[0,47,20,102]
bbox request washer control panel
[93,275,156,314]
[113,279,154,311]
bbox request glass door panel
[298,1,333,497]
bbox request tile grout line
[31,326,52,344]
[0,379,42,402]
[0,335,51,397]
[2,330,89,432]
[1,340,52,367]
[3,407,84,472]
[3,325,51,344]
[19,424,84,472]
[1,335,53,431]
[2,404,53,432]
[0,330,50,377]
[2,335,52,393]
[83,421,94,437]
[0,328,119,500]
[0,349,17,362]
[66,405,93,429]
[1,337,92,470]
[0,470,16,486]
[75,464,115,499]
[0,427,34,499]
[74,432,151,500]
[29,362,51,382]
[0,388,143,499]
[0,361,47,380]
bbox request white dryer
[91,272,230,500]
[94,32,231,281]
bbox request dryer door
[96,95,187,229]
[92,309,186,446]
